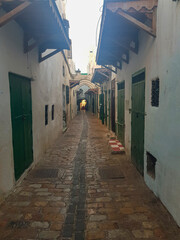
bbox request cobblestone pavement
[0,112,180,240]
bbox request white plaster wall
[0,12,66,197]
[116,0,180,226]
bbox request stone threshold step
[109,139,125,154]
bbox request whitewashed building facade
[0,0,73,200]
[96,0,180,226]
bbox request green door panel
[131,71,145,175]
[105,91,107,126]
[117,82,125,145]
[99,93,104,124]
[108,90,111,130]
[9,73,33,180]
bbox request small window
[45,105,48,125]
[147,152,157,179]
[52,105,54,120]
[151,78,159,107]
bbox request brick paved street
[0,112,180,240]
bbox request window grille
[52,105,54,120]
[45,105,48,125]
[151,78,159,107]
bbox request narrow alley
[0,112,179,240]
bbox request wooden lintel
[0,1,31,28]
[39,49,62,63]
[117,9,156,37]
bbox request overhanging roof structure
[0,0,71,62]
[96,0,158,68]
[91,68,111,84]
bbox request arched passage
[77,98,89,111]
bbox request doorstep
[109,139,125,154]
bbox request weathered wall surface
[116,0,180,226]
[0,10,68,198]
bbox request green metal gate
[131,69,145,175]
[99,93,104,124]
[9,73,33,180]
[117,81,125,145]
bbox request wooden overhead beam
[24,35,45,54]
[122,50,129,64]
[24,33,63,54]
[97,70,110,80]
[39,49,62,63]
[107,35,138,56]
[0,1,31,28]
[117,9,156,37]
[114,60,122,70]
[102,65,117,74]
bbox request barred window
[45,105,48,125]
[151,78,159,107]
[52,105,54,120]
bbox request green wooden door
[99,93,104,124]
[117,81,125,145]
[131,70,145,175]
[105,91,107,126]
[9,73,33,180]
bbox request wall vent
[147,152,157,179]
